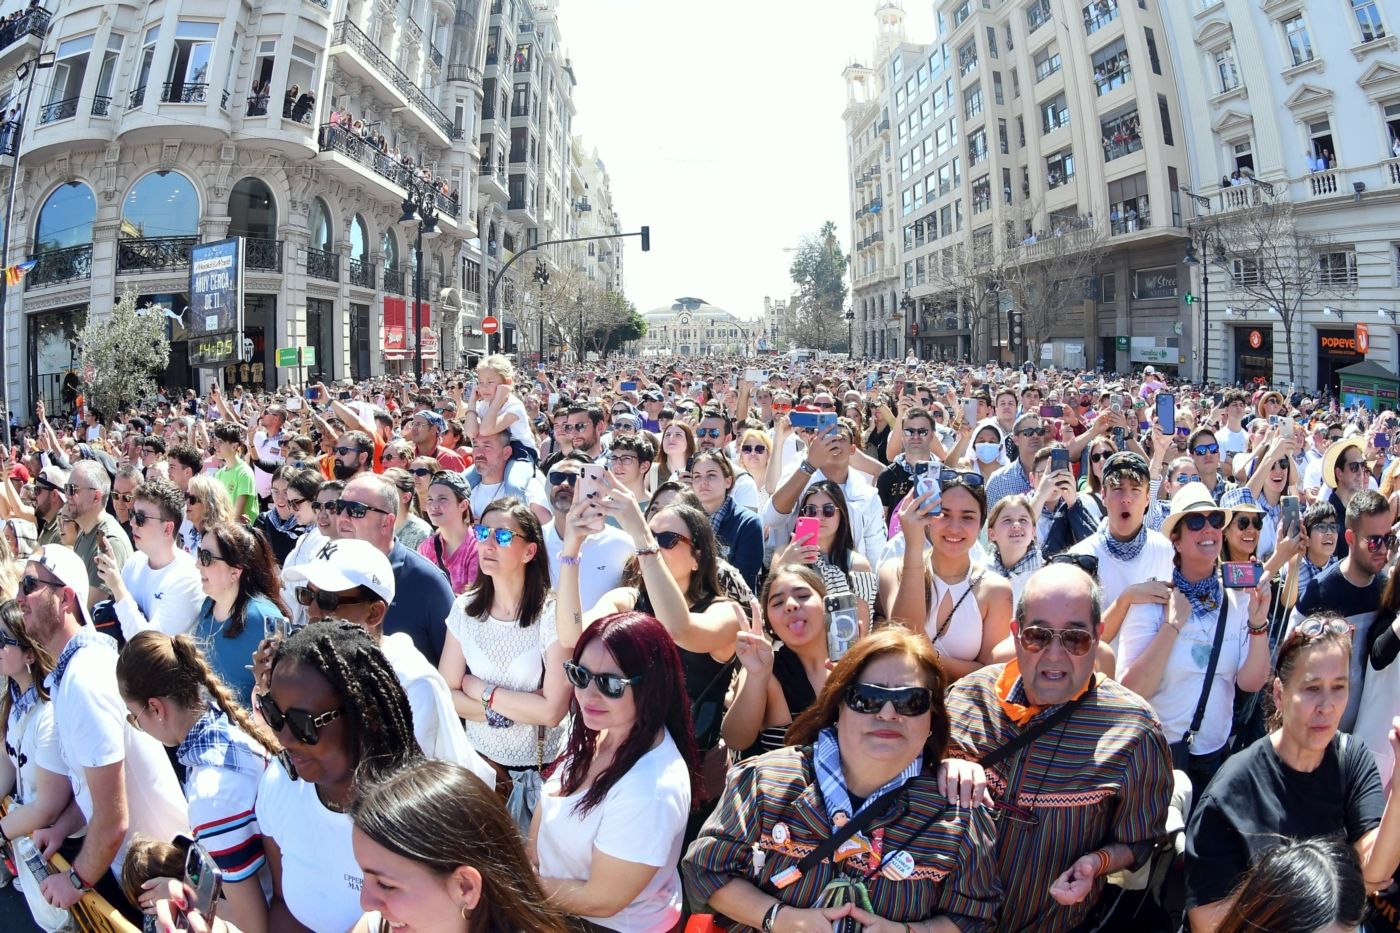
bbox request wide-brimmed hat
[1321,436,1366,490]
[1161,481,1233,538]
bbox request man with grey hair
[68,460,132,608]
[943,564,1173,933]
[337,472,453,665]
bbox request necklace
[316,786,348,813]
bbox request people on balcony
[291,89,316,123]
[247,81,268,117]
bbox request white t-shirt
[379,632,496,787]
[252,430,286,497]
[761,467,887,564]
[469,461,550,520]
[543,522,635,614]
[536,732,692,932]
[8,697,66,930]
[116,549,205,640]
[478,396,537,452]
[1217,426,1248,459]
[49,636,189,878]
[255,761,362,933]
[1069,529,1174,646]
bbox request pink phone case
[793,517,821,547]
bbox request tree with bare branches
[998,216,1110,362]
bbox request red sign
[1356,322,1370,355]
[1248,330,1263,349]
[482,316,500,335]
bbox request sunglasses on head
[843,683,933,717]
[799,503,838,518]
[335,500,391,519]
[257,692,343,746]
[740,444,768,455]
[563,660,642,699]
[1191,442,1220,456]
[1018,624,1096,657]
[195,548,231,568]
[1182,511,1228,532]
[1363,533,1398,552]
[654,530,692,550]
[1233,515,1264,531]
[472,524,518,546]
[19,574,62,597]
[1048,552,1100,575]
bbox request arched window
[228,178,277,238]
[381,228,399,270]
[351,214,369,263]
[34,181,95,252]
[121,171,200,238]
[309,197,332,252]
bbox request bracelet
[560,554,582,567]
[1248,623,1269,636]
[1164,617,1181,633]
[636,543,660,557]
[1092,848,1112,876]
[761,901,783,933]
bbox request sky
[556,0,936,322]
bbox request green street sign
[1115,336,1129,351]
[275,347,299,367]
[300,347,316,366]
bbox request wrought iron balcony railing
[0,7,51,52]
[91,96,111,117]
[383,267,405,295]
[306,246,339,281]
[37,96,78,125]
[243,237,283,272]
[332,20,454,138]
[349,257,376,289]
[26,244,92,290]
[117,235,198,274]
[161,82,209,104]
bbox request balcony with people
[329,19,455,144]
[317,109,462,225]
[0,3,50,72]
[1100,108,1143,162]
[1092,42,1131,96]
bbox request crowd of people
[0,351,1397,932]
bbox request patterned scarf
[709,495,737,538]
[1100,523,1147,563]
[48,629,118,689]
[7,681,36,721]
[1172,567,1222,625]
[990,543,1042,581]
[262,507,305,536]
[995,658,1096,727]
[813,726,920,827]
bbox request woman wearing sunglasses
[735,427,773,511]
[418,472,480,596]
[656,421,696,487]
[193,521,291,706]
[690,451,763,592]
[116,631,278,933]
[1075,437,1116,521]
[532,610,699,932]
[184,474,234,555]
[1118,483,1272,796]
[0,599,69,933]
[685,626,999,931]
[254,466,312,565]
[1184,616,1400,932]
[408,455,443,522]
[254,620,423,933]
[438,497,569,820]
[773,481,875,631]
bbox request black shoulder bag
[1169,597,1230,770]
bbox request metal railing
[349,257,376,289]
[430,43,443,68]
[447,63,482,84]
[1110,210,1150,235]
[0,122,18,157]
[91,96,110,117]
[383,267,405,295]
[433,188,461,220]
[306,246,339,282]
[37,96,77,124]
[26,244,92,290]
[117,235,197,274]
[332,20,454,138]
[0,7,51,51]
[243,237,283,272]
[161,82,209,103]
[129,86,146,109]
[319,123,411,187]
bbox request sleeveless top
[741,644,819,759]
[925,570,984,663]
[634,587,733,749]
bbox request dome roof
[643,297,738,323]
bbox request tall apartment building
[846,0,1197,373]
[570,137,622,291]
[1159,0,1400,391]
[2,0,490,414]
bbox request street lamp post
[898,292,913,361]
[397,180,440,382]
[1183,227,1226,384]
[844,306,855,360]
[532,259,548,366]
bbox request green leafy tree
[788,221,849,352]
[77,289,171,418]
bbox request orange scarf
[995,658,1095,727]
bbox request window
[1284,15,1314,66]
[1230,257,1261,286]
[166,21,219,99]
[1027,0,1052,33]
[1317,250,1357,287]
[1046,149,1074,188]
[1041,93,1069,133]
[93,34,122,109]
[959,38,978,75]
[122,172,199,238]
[287,43,318,116]
[132,26,159,106]
[1006,24,1015,51]
[228,177,277,239]
[1083,0,1119,35]
[1101,106,1142,160]
[954,1,973,27]
[1158,95,1174,146]
[308,197,333,252]
[938,163,953,196]
[1144,28,1161,75]
[904,261,913,288]
[972,175,992,214]
[916,257,926,285]
[1034,46,1062,82]
[987,26,998,58]
[1233,139,1254,173]
[1385,102,1400,152]
[964,84,983,118]
[511,82,529,116]
[35,182,96,252]
[1100,273,1116,304]
[998,118,1009,153]
[1108,173,1149,234]
[993,71,1004,104]
[969,128,988,164]
[1214,46,1240,94]
[1309,118,1335,165]
[1003,167,1013,202]
[1092,38,1131,95]
[1352,0,1387,42]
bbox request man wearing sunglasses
[1318,435,1374,563]
[764,417,886,564]
[28,463,68,548]
[696,409,760,511]
[1291,489,1391,733]
[110,464,141,546]
[330,430,374,481]
[543,454,636,613]
[945,563,1173,933]
[97,478,204,642]
[20,544,188,916]
[67,461,133,611]
[543,404,606,469]
[338,473,455,666]
[876,407,939,523]
[408,410,467,472]
[1185,426,1232,504]
[986,412,1048,509]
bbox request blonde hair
[186,473,234,530]
[476,354,515,383]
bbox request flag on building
[5,259,36,286]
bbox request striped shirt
[178,710,271,883]
[944,666,1173,933]
[682,745,1001,932]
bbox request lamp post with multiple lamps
[397,179,441,382]
[844,306,855,359]
[1183,223,1227,384]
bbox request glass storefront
[27,305,87,417]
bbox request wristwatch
[798,460,817,475]
[481,684,498,713]
[68,867,91,891]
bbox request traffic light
[533,259,549,286]
[640,225,651,252]
[1184,292,1196,305]
[1007,310,1025,359]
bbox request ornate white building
[638,296,755,358]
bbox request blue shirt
[385,541,453,667]
[195,594,286,707]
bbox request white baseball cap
[29,544,91,624]
[282,538,395,604]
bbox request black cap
[1102,451,1149,481]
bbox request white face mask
[975,442,1002,463]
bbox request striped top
[682,745,1001,932]
[945,665,1174,933]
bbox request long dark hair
[205,521,291,639]
[558,612,700,816]
[798,481,855,573]
[462,497,550,628]
[269,620,422,782]
[352,759,571,933]
[0,599,53,728]
[630,503,722,609]
[1215,837,1366,933]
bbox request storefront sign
[275,347,300,368]
[1356,322,1370,355]
[1133,266,1178,301]
[1115,336,1129,351]
[188,238,244,367]
[1129,338,1174,363]
[1318,328,1362,359]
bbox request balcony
[349,256,376,289]
[331,20,454,141]
[161,82,210,104]
[0,7,50,61]
[306,246,339,281]
[91,96,111,117]
[1388,158,1400,186]
[117,235,197,274]
[447,63,482,84]
[26,245,92,290]
[433,188,461,221]
[243,237,283,272]
[1219,184,1262,211]
[0,122,16,157]
[317,125,461,221]
[383,266,405,295]
[430,43,443,68]
[129,86,146,109]
[37,96,78,125]
[1110,208,1150,235]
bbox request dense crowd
[0,352,1397,933]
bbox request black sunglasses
[129,510,162,528]
[936,468,985,488]
[1182,511,1228,532]
[409,467,434,477]
[1232,515,1264,532]
[654,530,692,550]
[195,548,231,568]
[1048,552,1100,575]
[563,660,642,699]
[335,500,392,519]
[257,692,343,746]
[1018,625,1095,657]
[19,574,63,597]
[740,444,768,455]
[294,586,375,612]
[548,471,578,487]
[799,503,839,518]
[843,683,933,717]
[1016,427,1046,438]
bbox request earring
[459,904,468,921]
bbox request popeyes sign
[1356,322,1370,355]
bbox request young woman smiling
[689,450,763,592]
[419,472,480,595]
[771,481,875,631]
[656,421,696,487]
[985,494,1042,605]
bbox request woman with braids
[193,521,291,706]
[116,631,278,933]
[531,611,699,931]
[252,620,423,933]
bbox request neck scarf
[7,681,37,721]
[709,495,737,538]
[263,507,304,535]
[813,726,920,827]
[48,629,118,690]
[995,658,1096,727]
[1100,522,1146,563]
[1172,566,1222,625]
[990,543,1042,580]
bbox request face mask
[975,442,1002,463]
